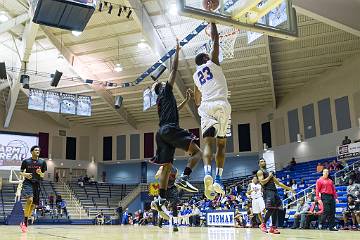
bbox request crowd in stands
[116,157,360,230]
[77,175,98,187]
[32,194,68,220]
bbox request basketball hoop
[195,24,240,60]
[9,168,25,202]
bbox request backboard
[177,0,298,40]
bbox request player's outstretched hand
[36,168,42,175]
[186,89,193,100]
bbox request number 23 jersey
[193,60,228,103]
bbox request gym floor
[1,225,358,240]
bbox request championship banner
[206,210,235,227]
[337,142,360,159]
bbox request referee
[315,168,338,231]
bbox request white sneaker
[204,175,215,200]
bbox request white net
[195,25,240,61]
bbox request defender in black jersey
[257,158,294,234]
[19,145,47,232]
[150,40,203,214]
[152,165,183,232]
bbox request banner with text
[337,142,360,159]
[206,210,235,227]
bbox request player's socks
[175,174,198,193]
[24,217,28,227]
[213,175,225,195]
[204,165,211,175]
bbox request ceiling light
[114,63,123,72]
[71,31,82,37]
[138,42,148,49]
[0,12,9,23]
[169,4,178,16]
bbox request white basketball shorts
[198,99,231,138]
[252,197,265,214]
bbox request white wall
[256,54,360,168]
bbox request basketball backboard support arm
[177,0,298,40]
[9,169,25,202]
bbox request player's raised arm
[194,85,201,106]
[273,176,294,192]
[169,40,180,87]
[210,23,220,66]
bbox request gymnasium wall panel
[130,134,140,159]
[318,98,333,135]
[287,109,300,143]
[335,96,351,131]
[144,132,154,159]
[116,135,126,160]
[103,136,112,161]
[302,104,316,139]
[238,124,251,152]
[226,125,234,153]
[38,132,49,158]
[273,117,285,146]
[353,91,360,127]
[79,136,90,161]
[51,136,64,159]
[261,122,272,148]
[66,137,76,160]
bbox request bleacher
[0,180,58,221]
[69,182,138,218]
[276,157,360,227]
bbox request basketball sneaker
[175,175,198,193]
[20,222,27,233]
[213,175,225,195]
[204,175,216,200]
[260,223,268,233]
[269,226,280,234]
[151,197,169,220]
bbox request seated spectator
[342,136,351,145]
[96,211,104,225]
[60,200,68,218]
[343,195,360,230]
[347,179,360,199]
[78,177,84,187]
[84,175,90,183]
[304,199,324,229]
[291,198,310,229]
[316,163,324,173]
[299,178,306,188]
[89,176,97,184]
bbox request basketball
[202,0,219,11]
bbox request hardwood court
[1,225,358,240]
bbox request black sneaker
[329,228,338,231]
[173,224,178,232]
[151,197,169,220]
[175,175,198,193]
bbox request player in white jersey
[193,23,231,199]
[247,176,265,224]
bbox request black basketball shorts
[150,123,197,165]
[22,180,41,205]
[263,190,282,209]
